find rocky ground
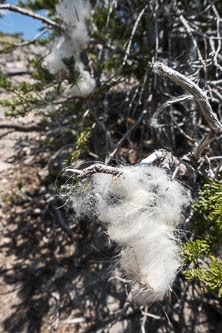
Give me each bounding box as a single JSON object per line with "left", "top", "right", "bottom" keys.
{"left": 0, "top": 36, "right": 222, "bottom": 333}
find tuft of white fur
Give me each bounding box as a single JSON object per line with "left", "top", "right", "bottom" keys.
{"left": 57, "top": 0, "right": 91, "bottom": 29}
{"left": 69, "top": 165, "right": 190, "bottom": 304}
{"left": 65, "top": 63, "right": 96, "bottom": 97}
{"left": 43, "top": 0, "right": 95, "bottom": 97}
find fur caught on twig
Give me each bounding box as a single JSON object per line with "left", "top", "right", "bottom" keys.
{"left": 43, "top": 0, "right": 95, "bottom": 97}
{"left": 68, "top": 165, "right": 190, "bottom": 304}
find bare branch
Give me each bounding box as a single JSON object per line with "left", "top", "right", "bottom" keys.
{"left": 123, "top": 4, "right": 149, "bottom": 67}
{"left": 15, "top": 30, "right": 47, "bottom": 47}
{"left": 91, "top": 110, "right": 115, "bottom": 151}
{"left": 141, "top": 310, "right": 161, "bottom": 320}
{"left": 109, "top": 109, "right": 147, "bottom": 160}
{"left": 193, "top": 133, "right": 218, "bottom": 160}
{"left": 51, "top": 203, "right": 73, "bottom": 236}
{"left": 153, "top": 62, "right": 222, "bottom": 135}
{"left": 0, "top": 122, "right": 43, "bottom": 132}
{"left": 140, "top": 149, "right": 187, "bottom": 175}
{"left": 179, "top": 14, "right": 207, "bottom": 75}
{"left": 67, "top": 150, "right": 189, "bottom": 183}
{"left": 0, "top": 4, "right": 64, "bottom": 31}
{"left": 151, "top": 94, "right": 194, "bottom": 128}
{"left": 66, "top": 164, "right": 122, "bottom": 180}
{"left": 59, "top": 317, "right": 86, "bottom": 325}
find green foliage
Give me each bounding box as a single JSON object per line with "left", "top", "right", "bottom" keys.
{"left": 0, "top": 57, "right": 63, "bottom": 117}
{"left": 62, "top": 56, "right": 80, "bottom": 84}
{"left": 0, "top": 71, "right": 14, "bottom": 91}
{"left": 0, "top": 38, "right": 18, "bottom": 54}
{"left": 183, "top": 237, "right": 213, "bottom": 264}
{"left": 184, "top": 257, "right": 222, "bottom": 297}
{"left": 17, "top": 0, "right": 58, "bottom": 12}
{"left": 0, "top": 68, "right": 47, "bottom": 117}
{"left": 70, "top": 125, "right": 92, "bottom": 162}
{"left": 0, "top": 32, "right": 21, "bottom": 38}
{"left": 192, "top": 177, "right": 222, "bottom": 239}
{"left": 183, "top": 176, "right": 222, "bottom": 297}
{"left": 2, "top": 193, "right": 21, "bottom": 204}
{"left": 30, "top": 57, "right": 56, "bottom": 84}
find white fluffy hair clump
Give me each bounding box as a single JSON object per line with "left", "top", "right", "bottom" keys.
{"left": 70, "top": 165, "right": 190, "bottom": 304}
{"left": 43, "top": 0, "right": 95, "bottom": 97}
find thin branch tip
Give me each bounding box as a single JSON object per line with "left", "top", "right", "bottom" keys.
{"left": 0, "top": 4, "right": 64, "bottom": 31}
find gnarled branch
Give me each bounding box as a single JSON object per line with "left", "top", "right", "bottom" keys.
{"left": 153, "top": 62, "right": 222, "bottom": 135}
{"left": 66, "top": 164, "right": 122, "bottom": 180}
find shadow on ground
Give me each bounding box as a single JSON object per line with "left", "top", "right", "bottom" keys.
{"left": 1, "top": 172, "right": 222, "bottom": 333}
{"left": 0, "top": 91, "right": 221, "bottom": 333}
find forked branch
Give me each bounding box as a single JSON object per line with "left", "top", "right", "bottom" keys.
{"left": 153, "top": 62, "right": 222, "bottom": 135}
{"left": 66, "top": 151, "right": 188, "bottom": 182}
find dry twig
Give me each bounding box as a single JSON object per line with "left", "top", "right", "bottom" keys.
{"left": 153, "top": 62, "right": 222, "bottom": 159}
{"left": 151, "top": 94, "right": 194, "bottom": 128}
{"left": 0, "top": 122, "right": 43, "bottom": 132}
{"left": 153, "top": 62, "right": 222, "bottom": 135}
{"left": 66, "top": 164, "right": 122, "bottom": 179}
{"left": 0, "top": 4, "right": 64, "bottom": 31}
{"left": 123, "top": 4, "right": 149, "bottom": 67}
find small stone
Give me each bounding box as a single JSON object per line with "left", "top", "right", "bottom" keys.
{"left": 33, "top": 208, "right": 41, "bottom": 215}
{"left": 23, "top": 156, "right": 34, "bottom": 165}
{"left": 23, "top": 147, "right": 31, "bottom": 155}
{"left": 39, "top": 186, "right": 46, "bottom": 195}
{"left": 38, "top": 168, "right": 49, "bottom": 180}
{"left": 0, "top": 162, "right": 11, "bottom": 172}
{"left": 7, "top": 158, "right": 14, "bottom": 163}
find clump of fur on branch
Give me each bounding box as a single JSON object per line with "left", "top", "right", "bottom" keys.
{"left": 43, "top": 0, "right": 95, "bottom": 97}
{"left": 67, "top": 164, "right": 190, "bottom": 304}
